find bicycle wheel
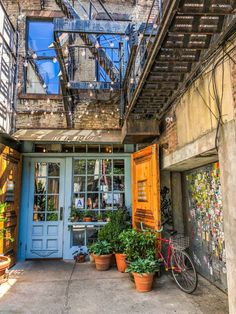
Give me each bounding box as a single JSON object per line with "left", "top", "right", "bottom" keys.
{"left": 170, "top": 249, "right": 198, "bottom": 294}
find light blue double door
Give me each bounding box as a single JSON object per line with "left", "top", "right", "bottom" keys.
{"left": 26, "top": 159, "right": 65, "bottom": 259}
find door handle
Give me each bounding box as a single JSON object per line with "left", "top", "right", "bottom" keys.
{"left": 60, "top": 207, "right": 63, "bottom": 221}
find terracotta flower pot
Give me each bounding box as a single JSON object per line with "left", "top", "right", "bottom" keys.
{"left": 94, "top": 254, "right": 112, "bottom": 271}
{"left": 115, "top": 253, "right": 127, "bottom": 272}
{"left": 133, "top": 272, "right": 154, "bottom": 292}
{"left": 89, "top": 253, "right": 95, "bottom": 263}
{"left": 0, "top": 256, "right": 11, "bottom": 277}
{"left": 83, "top": 217, "right": 92, "bottom": 222}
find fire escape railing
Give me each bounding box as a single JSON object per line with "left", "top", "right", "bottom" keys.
{"left": 123, "top": 0, "right": 163, "bottom": 115}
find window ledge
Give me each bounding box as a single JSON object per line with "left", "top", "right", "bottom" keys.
{"left": 18, "top": 94, "right": 63, "bottom": 100}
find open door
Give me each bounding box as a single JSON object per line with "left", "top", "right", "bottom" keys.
{"left": 132, "top": 144, "right": 160, "bottom": 230}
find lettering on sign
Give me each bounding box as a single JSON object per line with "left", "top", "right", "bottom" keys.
{"left": 138, "top": 180, "right": 147, "bottom": 202}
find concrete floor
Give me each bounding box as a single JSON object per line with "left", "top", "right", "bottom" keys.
{"left": 0, "top": 261, "right": 228, "bottom": 314}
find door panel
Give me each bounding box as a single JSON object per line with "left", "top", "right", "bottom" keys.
{"left": 26, "top": 159, "right": 64, "bottom": 259}
{"left": 132, "top": 144, "right": 160, "bottom": 230}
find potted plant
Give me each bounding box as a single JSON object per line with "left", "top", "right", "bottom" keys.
{"left": 0, "top": 203, "right": 12, "bottom": 278}
{"left": 96, "top": 213, "right": 103, "bottom": 222}
{"left": 98, "top": 209, "right": 130, "bottom": 269}
{"left": 119, "top": 229, "right": 156, "bottom": 263}
{"left": 83, "top": 210, "right": 93, "bottom": 222}
{"left": 90, "top": 241, "right": 113, "bottom": 271}
{"left": 126, "top": 257, "right": 159, "bottom": 292}
{"left": 69, "top": 206, "right": 81, "bottom": 222}
{"left": 113, "top": 241, "right": 127, "bottom": 273}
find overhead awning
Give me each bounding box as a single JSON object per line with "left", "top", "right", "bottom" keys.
{"left": 12, "top": 129, "right": 122, "bottom": 143}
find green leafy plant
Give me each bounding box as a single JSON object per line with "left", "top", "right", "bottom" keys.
{"left": 98, "top": 209, "right": 130, "bottom": 251}
{"left": 96, "top": 213, "right": 103, "bottom": 221}
{"left": 0, "top": 202, "right": 14, "bottom": 242}
{"left": 89, "top": 240, "right": 112, "bottom": 256}
{"left": 126, "top": 258, "right": 159, "bottom": 275}
{"left": 119, "top": 229, "right": 156, "bottom": 262}
{"left": 83, "top": 210, "right": 93, "bottom": 218}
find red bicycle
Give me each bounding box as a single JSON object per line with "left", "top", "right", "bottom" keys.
{"left": 140, "top": 222, "right": 198, "bottom": 294}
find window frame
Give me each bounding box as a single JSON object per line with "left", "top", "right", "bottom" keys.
{"left": 24, "top": 18, "right": 61, "bottom": 95}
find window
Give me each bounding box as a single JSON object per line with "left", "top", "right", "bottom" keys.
{"left": 33, "top": 162, "right": 60, "bottom": 221}
{"left": 26, "top": 20, "right": 60, "bottom": 94}
{"left": 73, "top": 158, "right": 125, "bottom": 212}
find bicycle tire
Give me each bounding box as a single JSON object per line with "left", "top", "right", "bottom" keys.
{"left": 170, "top": 249, "right": 198, "bottom": 294}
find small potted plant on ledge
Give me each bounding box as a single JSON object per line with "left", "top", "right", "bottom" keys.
{"left": 90, "top": 240, "right": 113, "bottom": 271}
{"left": 126, "top": 258, "right": 159, "bottom": 292}
{"left": 0, "top": 202, "right": 12, "bottom": 280}
{"left": 83, "top": 210, "right": 93, "bottom": 222}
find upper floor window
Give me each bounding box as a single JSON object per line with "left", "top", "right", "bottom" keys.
{"left": 25, "top": 20, "right": 60, "bottom": 94}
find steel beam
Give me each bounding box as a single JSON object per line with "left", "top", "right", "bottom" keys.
{"left": 69, "top": 81, "right": 121, "bottom": 90}
{"left": 54, "top": 18, "right": 130, "bottom": 34}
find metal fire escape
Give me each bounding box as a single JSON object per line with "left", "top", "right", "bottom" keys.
{"left": 124, "top": 0, "right": 236, "bottom": 122}
{"left": 53, "top": 0, "right": 160, "bottom": 128}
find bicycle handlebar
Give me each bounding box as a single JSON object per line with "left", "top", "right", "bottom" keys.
{"left": 140, "top": 221, "right": 163, "bottom": 233}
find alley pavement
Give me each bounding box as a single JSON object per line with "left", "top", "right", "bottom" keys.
{"left": 0, "top": 261, "right": 228, "bottom": 314}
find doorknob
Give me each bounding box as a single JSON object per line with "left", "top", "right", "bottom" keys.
{"left": 60, "top": 207, "right": 63, "bottom": 220}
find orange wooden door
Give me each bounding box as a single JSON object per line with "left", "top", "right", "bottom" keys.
{"left": 132, "top": 144, "right": 160, "bottom": 230}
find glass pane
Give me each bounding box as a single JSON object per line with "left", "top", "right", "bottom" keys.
{"left": 87, "top": 227, "right": 100, "bottom": 246}
{"left": 87, "top": 145, "right": 99, "bottom": 153}
{"left": 74, "top": 176, "right": 86, "bottom": 193}
{"left": 48, "top": 163, "right": 60, "bottom": 176}
{"left": 100, "top": 145, "right": 112, "bottom": 153}
{"left": 113, "top": 193, "right": 125, "bottom": 209}
{"left": 113, "top": 160, "right": 124, "bottom": 174}
{"left": 47, "top": 195, "right": 59, "bottom": 211}
{"left": 113, "top": 145, "right": 124, "bottom": 153}
{"left": 48, "top": 178, "right": 60, "bottom": 194}
{"left": 35, "top": 178, "right": 46, "bottom": 194}
{"left": 113, "top": 176, "right": 125, "bottom": 191}
{"left": 87, "top": 176, "right": 99, "bottom": 192}
{"left": 33, "top": 213, "right": 45, "bottom": 221}
{"left": 100, "top": 193, "right": 113, "bottom": 209}
{"left": 72, "top": 228, "right": 85, "bottom": 246}
{"left": 62, "top": 144, "right": 73, "bottom": 153}
{"left": 100, "top": 176, "right": 112, "bottom": 192}
{"left": 74, "top": 145, "right": 86, "bottom": 153}
{"left": 34, "top": 195, "right": 46, "bottom": 212}
{"left": 35, "top": 162, "right": 47, "bottom": 177}
{"left": 74, "top": 194, "right": 85, "bottom": 209}
{"left": 28, "top": 21, "right": 56, "bottom": 57}
{"left": 74, "top": 160, "right": 86, "bottom": 175}
{"left": 101, "top": 159, "right": 112, "bottom": 175}
{"left": 46, "top": 213, "right": 58, "bottom": 221}
{"left": 87, "top": 160, "right": 100, "bottom": 175}
{"left": 87, "top": 193, "right": 99, "bottom": 209}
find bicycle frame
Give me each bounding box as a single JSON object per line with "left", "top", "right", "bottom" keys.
{"left": 156, "top": 237, "right": 173, "bottom": 271}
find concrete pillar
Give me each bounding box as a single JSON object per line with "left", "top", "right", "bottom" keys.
{"left": 218, "top": 120, "right": 236, "bottom": 313}
{"left": 171, "top": 172, "right": 184, "bottom": 233}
